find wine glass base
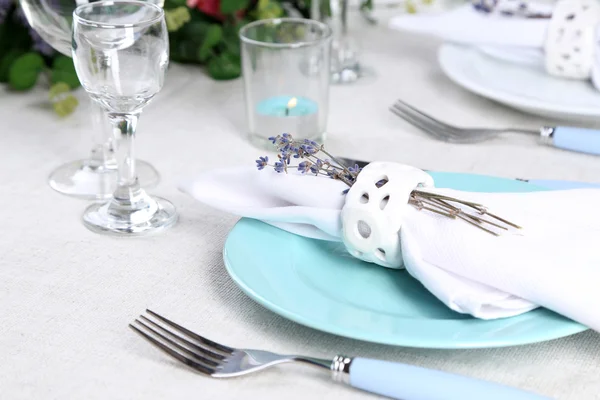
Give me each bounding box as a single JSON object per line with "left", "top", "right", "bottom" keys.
{"left": 82, "top": 195, "right": 177, "bottom": 236}
{"left": 331, "top": 64, "right": 375, "bottom": 85}
{"left": 48, "top": 159, "right": 160, "bottom": 200}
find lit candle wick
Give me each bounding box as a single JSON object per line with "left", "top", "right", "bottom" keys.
{"left": 285, "top": 97, "right": 297, "bottom": 116}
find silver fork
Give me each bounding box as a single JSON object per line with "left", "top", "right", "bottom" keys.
{"left": 130, "top": 310, "right": 549, "bottom": 400}
{"left": 390, "top": 100, "right": 540, "bottom": 144}
{"left": 391, "top": 100, "right": 600, "bottom": 156}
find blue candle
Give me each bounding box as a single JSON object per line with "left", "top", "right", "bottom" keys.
{"left": 254, "top": 96, "right": 320, "bottom": 141}
{"left": 257, "top": 96, "right": 319, "bottom": 117}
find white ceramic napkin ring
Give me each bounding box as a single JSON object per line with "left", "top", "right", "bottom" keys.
{"left": 544, "top": 0, "right": 600, "bottom": 79}
{"left": 341, "top": 162, "right": 434, "bottom": 269}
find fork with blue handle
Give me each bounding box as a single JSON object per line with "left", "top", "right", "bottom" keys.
{"left": 390, "top": 99, "right": 600, "bottom": 156}
{"left": 131, "top": 310, "right": 550, "bottom": 400}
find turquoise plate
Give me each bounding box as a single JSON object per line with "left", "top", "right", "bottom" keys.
{"left": 223, "top": 172, "right": 587, "bottom": 348}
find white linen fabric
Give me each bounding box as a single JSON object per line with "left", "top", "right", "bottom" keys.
{"left": 388, "top": 3, "right": 552, "bottom": 48}
{"left": 181, "top": 167, "right": 600, "bottom": 331}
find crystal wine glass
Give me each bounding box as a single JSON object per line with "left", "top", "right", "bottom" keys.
{"left": 18, "top": 0, "right": 162, "bottom": 199}
{"left": 311, "top": 0, "right": 370, "bottom": 84}
{"left": 72, "top": 0, "right": 177, "bottom": 235}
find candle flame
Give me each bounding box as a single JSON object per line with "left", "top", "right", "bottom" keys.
{"left": 287, "top": 97, "right": 298, "bottom": 109}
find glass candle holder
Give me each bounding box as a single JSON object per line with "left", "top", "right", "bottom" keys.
{"left": 240, "top": 18, "right": 333, "bottom": 149}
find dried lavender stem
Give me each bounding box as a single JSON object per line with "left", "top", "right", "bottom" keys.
{"left": 456, "top": 214, "right": 500, "bottom": 236}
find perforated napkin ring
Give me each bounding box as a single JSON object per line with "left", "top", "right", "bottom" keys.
{"left": 544, "top": 0, "right": 600, "bottom": 79}
{"left": 340, "top": 162, "right": 434, "bottom": 269}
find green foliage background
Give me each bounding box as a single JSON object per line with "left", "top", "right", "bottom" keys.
{"left": 0, "top": 0, "right": 316, "bottom": 114}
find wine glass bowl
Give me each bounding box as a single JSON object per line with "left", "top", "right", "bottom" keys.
{"left": 18, "top": 0, "right": 72, "bottom": 56}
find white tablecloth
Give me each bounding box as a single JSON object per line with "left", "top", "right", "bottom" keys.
{"left": 1, "top": 11, "right": 600, "bottom": 400}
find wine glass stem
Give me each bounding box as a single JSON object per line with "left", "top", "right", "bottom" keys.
{"left": 89, "top": 99, "right": 116, "bottom": 169}
{"left": 109, "top": 112, "right": 142, "bottom": 201}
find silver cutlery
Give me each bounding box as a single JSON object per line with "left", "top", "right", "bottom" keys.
{"left": 130, "top": 310, "right": 549, "bottom": 400}
{"left": 390, "top": 100, "right": 600, "bottom": 156}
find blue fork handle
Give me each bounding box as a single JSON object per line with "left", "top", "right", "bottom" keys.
{"left": 348, "top": 358, "right": 551, "bottom": 400}
{"left": 550, "top": 126, "right": 600, "bottom": 156}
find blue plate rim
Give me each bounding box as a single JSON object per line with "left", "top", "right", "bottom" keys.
{"left": 223, "top": 226, "right": 587, "bottom": 349}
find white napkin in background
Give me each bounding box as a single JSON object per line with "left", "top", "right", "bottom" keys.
{"left": 181, "top": 167, "right": 600, "bottom": 331}
{"left": 388, "top": 3, "right": 552, "bottom": 47}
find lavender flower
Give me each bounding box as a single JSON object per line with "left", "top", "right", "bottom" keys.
{"left": 274, "top": 161, "right": 286, "bottom": 173}
{"left": 255, "top": 156, "right": 268, "bottom": 170}
{"left": 471, "top": 0, "right": 549, "bottom": 19}
{"left": 280, "top": 151, "right": 291, "bottom": 164}
{"left": 257, "top": 133, "right": 361, "bottom": 187}
{"left": 472, "top": 0, "right": 496, "bottom": 13}
{"left": 297, "top": 161, "right": 312, "bottom": 174}
{"left": 300, "top": 144, "right": 317, "bottom": 155}
{"left": 309, "top": 159, "right": 323, "bottom": 175}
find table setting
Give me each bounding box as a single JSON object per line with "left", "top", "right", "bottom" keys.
{"left": 2, "top": 0, "right": 600, "bottom": 399}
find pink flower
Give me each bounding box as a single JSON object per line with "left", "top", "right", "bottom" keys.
{"left": 187, "top": 0, "right": 225, "bottom": 20}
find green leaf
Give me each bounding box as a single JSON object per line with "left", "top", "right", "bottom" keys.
{"left": 207, "top": 52, "right": 241, "bottom": 80}
{"left": 0, "top": 49, "right": 26, "bottom": 83}
{"left": 254, "top": 0, "right": 283, "bottom": 20}
{"left": 198, "top": 24, "right": 223, "bottom": 62}
{"left": 204, "top": 24, "right": 223, "bottom": 48}
{"left": 8, "top": 53, "right": 45, "bottom": 91}
{"left": 51, "top": 56, "right": 81, "bottom": 89}
{"left": 220, "top": 0, "right": 250, "bottom": 14}
{"left": 197, "top": 44, "right": 213, "bottom": 62}
{"left": 164, "top": 0, "right": 187, "bottom": 7}
{"left": 174, "top": 40, "right": 200, "bottom": 62}
{"left": 182, "top": 21, "right": 211, "bottom": 44}
{"left": 49, "top": 82, "right": 79, "bottom": 117}
{"left": 52, "top": 94, "right": 79, "bottom": 117}
{"left": 165, "top": 6, "right": 191, "bottom": 32}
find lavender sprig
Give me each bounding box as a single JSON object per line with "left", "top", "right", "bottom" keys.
{"left": 257, "top": 133, "right": 360, "bottom": 187}
{"left": 471, "top": 0, "right": 551, "bottom": 19}
{"left": 255, "top": 133, "right": 521, "bottom": 235}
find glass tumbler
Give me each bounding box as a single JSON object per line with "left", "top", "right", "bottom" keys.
{"left": 240, "top": 18, "right": 332, "bottom": 149}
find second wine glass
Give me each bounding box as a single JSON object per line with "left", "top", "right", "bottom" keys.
{"left": 18, "top": 0, "right": 161, "bottom": 200}
{"left": 72, "top": 0, "right": 177, "bottom": 235}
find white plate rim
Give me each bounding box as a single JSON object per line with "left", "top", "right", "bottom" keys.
{"left": 438, "top": 44, "right": 600, "bottom": 118}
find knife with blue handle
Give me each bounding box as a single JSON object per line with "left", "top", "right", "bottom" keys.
{"left": 541, "top": 126, "right": 600, "bottom": 156}
{"left": 334, "top": 357, "right": 550, "bottom": 399}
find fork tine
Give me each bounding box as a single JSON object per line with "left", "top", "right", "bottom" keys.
{"left": 391, "top": 103, "right": 462, "bottom": 139}
{"left": 146, "top": 309, "right": 234, "bottom": 354}
{"left": 129, "top": 323, "right": 216, "bottom": 375}
{"left": 390, "top": 104, "right": 476, "bottom": 144}
{"left": 139, "top": 315, "right": 226, "bottom": 362}
{"left": 390, "top": 105, "right": 450, "bottom": 140}
{"left": 393, "top": 100, "right": 462, "bottom": 134}
{"left": 134, "top": 319, "right": 221, "bottom": 369}
{"left": 393, "top": 101, "right": 493, "bottom": 144}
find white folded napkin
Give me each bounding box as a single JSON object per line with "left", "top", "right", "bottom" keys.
{"left": 389, "top": 3, "right": 552, "bottom": 47}
{"left": 181, "top": 167, "right": 600, "bottom": 331}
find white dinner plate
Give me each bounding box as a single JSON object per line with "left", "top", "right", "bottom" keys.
{"left": 438, "top": 44, "right": 600, "bottom": 121}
